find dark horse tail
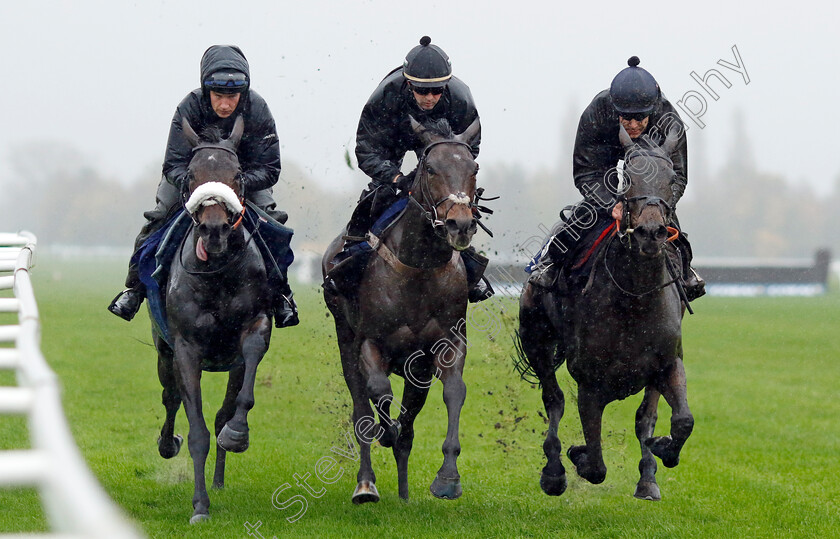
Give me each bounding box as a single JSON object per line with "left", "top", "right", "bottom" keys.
{"left": 511, "top": 329, "right": 565, "bottom": 386}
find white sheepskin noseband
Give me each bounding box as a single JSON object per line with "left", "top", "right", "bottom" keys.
{"left": 185, "top": 182, "right": 243, "bottom": 216}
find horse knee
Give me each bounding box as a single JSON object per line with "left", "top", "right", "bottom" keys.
{"left": 672, "top": 414, "right": 694, "bottom": 442}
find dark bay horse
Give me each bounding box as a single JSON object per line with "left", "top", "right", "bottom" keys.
{"left": 153, "top": 116, "right": 273, "bottom": 523}
{"left": 517, "top": 125, "right": 693, "bottom": 501}
{"left": 322, "top": 117, "right": 481, "bottom": 503}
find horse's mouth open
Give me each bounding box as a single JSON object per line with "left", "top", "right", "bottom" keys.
{"left": 196, "top": 237, "right": 209, "bottom": 261}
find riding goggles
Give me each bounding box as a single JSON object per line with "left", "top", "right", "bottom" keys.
{"left": 411, "top": 84, "right": 445, "bottom": 96}
{"left": 618, "top": 111, "right": 650, "bottom": 121}
{"left": 204, "top": 71, "right": 248, "bottom": 92}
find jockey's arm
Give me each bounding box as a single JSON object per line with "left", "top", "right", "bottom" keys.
{"left": 238, "top": 104, "right": 281, "bottom": 194}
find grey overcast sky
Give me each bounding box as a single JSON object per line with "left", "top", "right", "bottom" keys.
{"left": 1, "top": 1, "right": 837, "bottom": 195}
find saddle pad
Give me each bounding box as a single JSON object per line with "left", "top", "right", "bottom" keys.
{"left": 525, "top": 219, "right": 615, "bottom": 277}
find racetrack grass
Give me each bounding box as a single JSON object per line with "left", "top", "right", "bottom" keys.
{"left": 0, "top": 254, "right": 838, "bottom": 537}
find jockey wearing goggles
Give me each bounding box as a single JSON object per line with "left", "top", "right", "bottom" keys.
{"left": 528, "top": 56, "right": 704, "bottom": 301}
{"left": 109, "top": 45, "right": 298, "bottom": 328}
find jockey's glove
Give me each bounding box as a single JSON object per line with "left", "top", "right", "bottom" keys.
{"left": 395, "top": 170, "right": 416, "bottom": 192}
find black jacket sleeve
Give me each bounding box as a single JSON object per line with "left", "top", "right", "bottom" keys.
{"left": 239, "top": 91, "right": 281, "bottom": 193}
{"left": 573, "top": 92, "right": 623, "bottom": 211}
{"left": 161, "top": 93, "right": 200, "bottom": 190}
{"left": 355, "top": 99, "right": 404, "bottom": 185}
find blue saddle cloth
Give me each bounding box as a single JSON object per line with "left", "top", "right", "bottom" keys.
{"left": 345, "top": 197, "right": 409, "bottom": 259}
{"left": 132, "top": 205, "right": 294, "bottom": 346}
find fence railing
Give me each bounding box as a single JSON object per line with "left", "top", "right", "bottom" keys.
{"left": 0, "top": 232, "right": 143, "bottom": 538}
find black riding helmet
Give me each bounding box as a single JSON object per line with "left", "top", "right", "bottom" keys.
{"left": 610, "top": 56, "right": 660, "bottom": 115}
{"left": 200, "top": 45, "right": 250, "bottom": 95}
{"left": 403, "top": 36, "right": 452, "bottom": 88}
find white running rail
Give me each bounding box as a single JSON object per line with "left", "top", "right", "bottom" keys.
{"left": 0, "top": 232, "right": 143, "bottom": 538}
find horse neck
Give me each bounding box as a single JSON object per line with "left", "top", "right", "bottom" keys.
{"left": 186, "top": 224, "right": 249, "bottom": 276}
{"left": 385, "top": 198, "right": 453, "bottom": 269}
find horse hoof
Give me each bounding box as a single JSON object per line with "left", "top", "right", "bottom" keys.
{"left": 540, "top": 472, "right": 567, "bottom": 496}
{"left": 157, "top": 434, "right": 183, "bottom": 459}
{"left": 352, "top": 481, "right": 380, "bottom": 504}
{"left": 189, "top": 512, "right": 210, "bottom": 525}
{"left": 430, "top": 474, "right": 462, "bottom": 500}
{"left": 217, "top": 425, "right": 249, "bottom": 453}
{"left": 646, "top": 436, "right": 680, "bottom": 468}
{"left": 567, "top": 445, "right": 605, "bottom": 484}
{"left": 377, "top": 421, "right": 402, "bottom": 448}
{"left": 634, "top": 480, "right": 661, "bottom": 501}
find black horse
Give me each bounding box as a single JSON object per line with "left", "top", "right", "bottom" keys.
{"left": 517, "top": 125, "right": 694, "bottom": 501}
{"left": 322, "top": 117, "right": 481, "bottom": 503}
{"left": 153, "top": 116, "right": 273, "bottom": 523}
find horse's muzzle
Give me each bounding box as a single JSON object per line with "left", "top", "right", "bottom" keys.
{"left": 446, "top": 217, "right": 477, "bottom": 251}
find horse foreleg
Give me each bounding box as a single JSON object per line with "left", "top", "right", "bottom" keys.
{"left": 173, "top": 344, "right": 211, "bottom": 524}
{"left": 634, "top": 387, "right": 662, "bottom": 501}
{"left": 647, "top": 358, "right": 694, "bottom": 468}
{"left": 534, "top": 366, "right": 566, "bottom": 496}
{"left": 213, "top": 365, "right": 245, "bottom": 489}
{"left": 519, "top": 288, "right": 567, "bottom": 496}
{"left": 337, "top": 324, "right": 379, "bottom": 504}
{"left": 360, "top": 339, "right": 401, "bottom": 449}
{"left": 430, "top": 350, "right": 467, "bottom": 500}
{"left": 156, "top": 342, "right": 183, "bottom": 459}
{"left": 393, "top": 362, "right": 433, "bottom": 501}
{"left": 568, "top": 384, "right": 607, "bottom": 484}
{"left": 218, "top": 319, "right": 270, "bottom": 454}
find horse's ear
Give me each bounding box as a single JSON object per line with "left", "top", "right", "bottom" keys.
{"left": 182, "top": 118, "right": 201, "bottom": 148}
{"left": 228, "top": 115, "right": 245, "bottom": 149}
{"left": 455, "top": 117, "right": 481, "bottom": 146}
{"left": 618, "top": 124, "right": 634, "bottom": 149}
{"left": 660, "top": 127, "right": 679, "bottom": 155}
{"left": 409, "top": 114, "right": 426, "bottom": 138}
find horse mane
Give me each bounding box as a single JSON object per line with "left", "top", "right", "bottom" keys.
{"left": 422, "top": 118, "right": 454, "bottom": 140}
{"left": 198, "top": 125, "right": 225, "bottom": 144}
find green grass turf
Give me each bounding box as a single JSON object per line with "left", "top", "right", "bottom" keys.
{"left": 1, "top": 254, "right": 838, "bottom": 537}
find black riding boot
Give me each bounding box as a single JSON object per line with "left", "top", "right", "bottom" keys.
{"left": 461, "top": 247, "right": 494, "bottom": 303}
{"left": 675, "top": 232, "right": 705, "bottom": 301}
{"left": 109, "top": 178, "right": 181, "bottom": 321}
{"left": 273, "top": 290, "right": 299, "bottom": 328}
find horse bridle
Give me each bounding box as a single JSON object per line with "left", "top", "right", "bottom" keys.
{"left": 616, "top": 150, "right": 678, "bottom": 242}
{"left": 408, "top": 140, "right": 478, "bottom": 239}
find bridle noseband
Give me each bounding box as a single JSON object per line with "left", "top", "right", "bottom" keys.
{"left": 183, "top": 144, "right": 246, "bottom": 230}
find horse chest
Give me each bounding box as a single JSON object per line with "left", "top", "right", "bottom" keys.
{"left": 567, "top": 298, "right": 681, "bottom": 395}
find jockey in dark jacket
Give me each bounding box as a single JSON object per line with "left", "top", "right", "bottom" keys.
{"left": 109, "top": 44, "right": 299, "bottom": 327}
{"left": 529, "top": 56, "right": 704, "bottom": 300}
{"left": 328, "top": 36, "right": 493, "bottom": 302}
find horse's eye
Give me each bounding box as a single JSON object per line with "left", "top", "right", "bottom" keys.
{"left": 474, "top": 164, "right": 480, "bottom": 175}
{"left": 426, "top": 165, "right": 435, "bottom": 176}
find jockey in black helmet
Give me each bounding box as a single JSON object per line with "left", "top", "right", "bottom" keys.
{"left": 327, "top": 36, "right": 493, "bottom": 302}
{"left": 528, "top": 56, "right": 705, "bottom": 301}
{"left": 108, "top": 44, "right": 299, "bottom": 327}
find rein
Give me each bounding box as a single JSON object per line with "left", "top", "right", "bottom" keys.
{"left": 602, "top": 232, "right": 678, "bottom": 298}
